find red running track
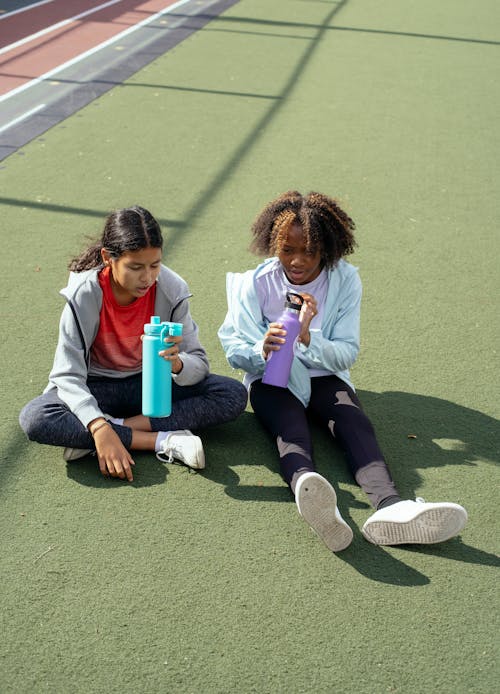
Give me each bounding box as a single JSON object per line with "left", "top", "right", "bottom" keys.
{"left": 0, "top": 0, "right": 183, "bottom": 97}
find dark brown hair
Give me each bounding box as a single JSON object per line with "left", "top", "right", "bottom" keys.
{"left": 69, "top": 205, "right": 163, "bottom": 272}
{"left": 250, "top": 191, "right": 356, "bottom": 268}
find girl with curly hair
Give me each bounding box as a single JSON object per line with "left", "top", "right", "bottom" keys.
{"left": 219, "top": 191, "right": 467, "bottom": 552}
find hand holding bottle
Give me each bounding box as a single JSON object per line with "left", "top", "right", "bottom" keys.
{"left": 262, "top": 323, "right": 287, "bottom": 359}
{"left": 297, "top": 292, "right": 318, "bottom": 347}
{"left": 159, "top": 333, "right": 184, "bottom": 374}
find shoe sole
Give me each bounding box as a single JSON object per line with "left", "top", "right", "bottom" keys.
{"left": 188, "top": 436, "right": 205, "bottom": 469}
{"left": 180, "top": 438, "right": 205, "bottom": 469}
{"left": 63, "top": 448, "right": 93, "bottom": 461}
{"left": 297, "top": 475, "right": 353, "bottom": 552}
{"left": 362, "top": 506, "right": 467, "bottom": 545}
{"left": 156, "top": 454, "right": 205, "bottom": 469}
{"left": 188, "top": 452, "right": 205, "bottom": 470}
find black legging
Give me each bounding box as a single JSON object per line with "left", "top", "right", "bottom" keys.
{"left": 249, "top": 375, "right": 400, "bottom": 509}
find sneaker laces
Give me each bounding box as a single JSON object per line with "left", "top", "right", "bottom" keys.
{"left": 157, "top": 433, "right": 184, "bottom": 464}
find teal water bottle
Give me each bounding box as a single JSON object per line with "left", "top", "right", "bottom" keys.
{"left": 142, "top": 316, "right": 183, "bottom": 417}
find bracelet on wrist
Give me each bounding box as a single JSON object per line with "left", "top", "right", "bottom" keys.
{"left": 90, "top": 420, "right": 110, "bottom": 437}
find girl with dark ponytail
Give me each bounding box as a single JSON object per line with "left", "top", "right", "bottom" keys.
{"left": 20, "top": 206, "right": 247, "bottom": 481}
{"left": 68, "top": 206, "right": 163, "bottom": 272}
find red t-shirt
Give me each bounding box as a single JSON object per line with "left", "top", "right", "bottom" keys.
{"left": 90, "top": 266, "right": 156, "bottom": 371}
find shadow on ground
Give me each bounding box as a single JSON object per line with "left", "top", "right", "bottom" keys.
{"left": 8, "top": 389, "right": 497, "bottom": 585}
{"left": 201, "top": 389, "right": 499, "bottom": 584}
{"left": 203, "top": 389, "right": 499, "bottom": 500}
{"left": 65, "top": 453, "right": 171, "bottom": 489}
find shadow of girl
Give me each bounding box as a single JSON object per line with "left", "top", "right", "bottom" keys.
{"left": 201, "top": 392, "right": 498, "bottom": 580}
{"left": 65, "top": 451, "right": 169, "bottom": 488}
{"left": 357, "top": 390, "right": 498, "bottom": 499}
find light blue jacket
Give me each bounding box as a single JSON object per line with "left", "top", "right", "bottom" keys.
{"left": 218, "top": 258, "right": 361, "bottom": 406}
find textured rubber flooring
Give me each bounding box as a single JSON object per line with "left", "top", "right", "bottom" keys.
{"left": 0, "top": 1, "right": 498, "bottom": 692}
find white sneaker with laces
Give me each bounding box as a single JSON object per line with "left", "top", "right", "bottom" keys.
{"left": 156, "top": 430, "right": 205, "bottom": 470}
{"left": 295, "top": 472, "right": 353, "bottom": 552}
{"left": 361, "top": 497, "right": 468, "bottom": 545}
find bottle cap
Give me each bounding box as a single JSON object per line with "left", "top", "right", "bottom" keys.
{"left": 168, "top": 322, "right": 183, "bottom": 337}
{"left": 285, "top": 292, "right": 304, "bottom": 311}
{"left": 144, "top": 315, "right": 163, "bottom": 334}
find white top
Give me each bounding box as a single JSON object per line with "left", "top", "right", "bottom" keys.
{"left": 255, "top": 266, "right": 331, "bottom": 379}
{"left": 219, "top": 257, "right": 362, "bottom": 406}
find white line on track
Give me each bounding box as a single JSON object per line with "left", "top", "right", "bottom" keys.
{"left": 0, "top": 0, "right": 192, "bottom": 105}
{"left": 0, "top": 0, "right": 57, "bottom": 21}
{"left": 1, "top": 0, "right": 127, "bottom": 55}
{"left": 0, "top": 102, "right": 45, "bottom": 134}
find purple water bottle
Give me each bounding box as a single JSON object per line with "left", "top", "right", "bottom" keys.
{"left": 262, "top": 292, "right": 304, "bottom": 388}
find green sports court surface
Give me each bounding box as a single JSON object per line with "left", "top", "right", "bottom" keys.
{"left": 1, "top": 1, "right": 499, "bottom": 691}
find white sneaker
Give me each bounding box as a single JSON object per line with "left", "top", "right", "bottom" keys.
{"left": 361, "top": 497, "right": 468, "bottom": 546}
{"left": 63, "top": 447, "right": 93, "bottom": 461}
{"left": 156, "top": 430, "right": 205, "bottom": 470}
{"left": 295, "top": 472, "right": 353, "bottom": 552}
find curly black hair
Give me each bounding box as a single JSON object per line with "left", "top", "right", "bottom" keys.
{"left": 250, "top": 191, "right": 356, "bottom": 268}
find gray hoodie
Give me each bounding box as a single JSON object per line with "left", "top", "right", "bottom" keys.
{"left": 44, "top": 265, "right": 209, "bottom": 428}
